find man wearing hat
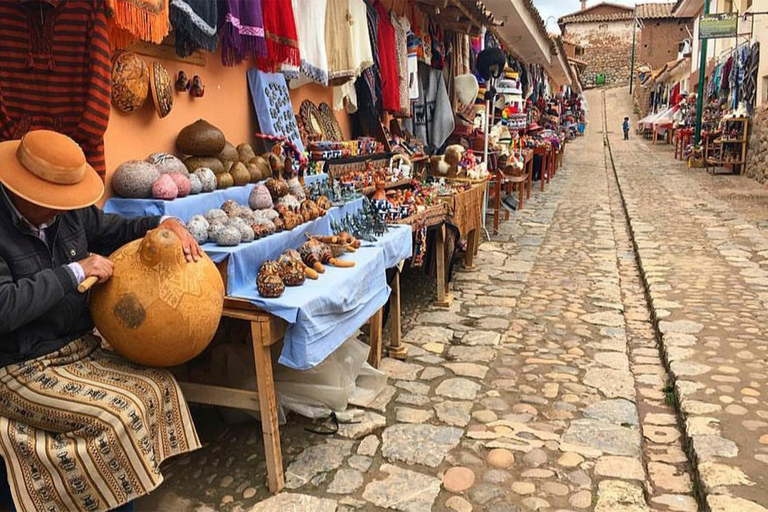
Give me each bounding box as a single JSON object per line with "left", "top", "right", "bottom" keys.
{"left": 0, "top": 130, "right": 202, "bottom": 512}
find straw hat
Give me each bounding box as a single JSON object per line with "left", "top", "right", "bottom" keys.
{"left": 0, "top": 130, "right": 104, "bottom": 210}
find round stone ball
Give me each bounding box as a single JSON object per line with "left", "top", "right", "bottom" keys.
{"left": 147, "top": 152, "right": 189, "bottom": 175}
{"left": 90, "top": 228, "right": 224, "bottom": 367}
{"left": 169, "top": 173, "right": 191, "bottom": 197}
{"left": 216, "top": 226, "right": 241, "bottom": 246}
{"left": 152, "top": 174, "right": 179, "bottom": 200}
{"left": 187, "top": 220, "right": 209, "bottom": 245}
{"left": 188, "top": 173, "right": 203, "bottom": 195}
{"left": 112, "top": 160, "right": 160, "bottom": 198}
{"left": 207, "top": 220, "right": 227, "bottom": 243}
{"left": 194, "top": 168, "right": 217, "bottom": 193}
{"left": 205, "top": 208, "right": 228, "bottom": 224}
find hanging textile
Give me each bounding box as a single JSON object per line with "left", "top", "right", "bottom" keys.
{"left": 405, "top": 61, "right": 455, "bottom": 153}
{"left": 326, "top": 0, "right": 355, "bottom": 85}
{"left": 333, "top": 0, "right": 373, "bottom": 111}
{"left": 106, "top": 0, "right": 170, "bottom": 49}
{"left": 169, "top": 0, "right": 217, "bottom": 57}
{"left": 429, "top": 17, "right": 445, "bottom": 69}
{"left": 290, "top": 0, "right": 328, "bottom": 85}
{"left": 247, "top": 69, "right": 304, "bottom": 152}
{"left": 255, "top": 0, "right": 300, "bottom": 73}
{"left": 408, "top": 30, "right": 420, "bottom": 101}
{"left": 374, "top": 0, "right": 401, "bottom": 112}
{"left": 220, "top": 0, "right": 267, "bottom": 66}
{"left": 0, "top": 1, "right": 112, "bottom": 179}
{"left": 740, "top": 42, "right": 760, "bottom": 111}
{"left": 392, "top": 14, "right": 410, "bottom": 115}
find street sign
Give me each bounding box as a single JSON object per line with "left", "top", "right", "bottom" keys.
{"left": 699, "top": 13, "right": 738, "bottom": 39}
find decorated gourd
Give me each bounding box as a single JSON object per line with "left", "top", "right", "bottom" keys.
{"left": 152, "top": 174, "right": 178, "bottom": 200}
{"left": 218, "top": 141, "right": 239, "bottom": 163}
{"left": 193, "top": 168, "right": 217, "bottom": 192}
{"left": 277, "top": 194, "right": 301, "bottom": 211}
{"left": 112, "top": 160, "right": 160, "bottom": 198}
{"left": 257, "top": 260, "right": 285, "bottom": 298}
{"left": 249, "top": 184, "right": 273, "bottom": 210}
{"left": 277, "top": 252, "right": 305, "bottom": 286}
{"left": 264, "top": 178, "right": 289, "bottom": 201}
{"left": 176, "top": 119, "right": 226, "bottom": 156}
{"left": 316, "top": 195, "right": 332, "bottom": 211}
{"left": 188, "top": 173, "right": 203, "bottom": 195}
{"left": 230, "top": 162, "right": 251, "bottom": 186}
{"left": 187, "top": 215, "right": 209, "bottom": 244}
{"left": 147, "top": 152, "right": 188, "bottom": 175}
{"left": 216, "top": 226, "right": 240, "bottom": 246}
{"left": 221, "top": 200, "right": 240, "bottom": 216}
{"left": 185, "top": 156, "right": 225, "bottom": 175}
{"left": 169, "top": 173, "right": 191, "bottom": 197}
{"left": 90, "top": 228, "right": 224, "bottom": 367}
{"left": 283, "top": 249, "right": 319, "bottom": 279}
{"left": 287, "top": 177, "right": 306, "bottom": 201}
{"left": 216, "top": 172, "right": 234, "bottom": 189}
{"left": 205, "top": 208, "right": 228, "bottom": 224}
{"left": 298, "top": 238, "right": 355, "bottom": 273}
{"left": 237, "top": 143, "right": 257, "bottom": 163}
{"left": 250, "top": 156, "right": 271, "bottom": 180}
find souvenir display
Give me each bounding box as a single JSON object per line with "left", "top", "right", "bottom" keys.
{"left": 249, "top": 184, "right": 274, "bottom": 209}
{"left": 257, "top": 260, "right": 285, "bottom": 298}
{"left": 187, "top": 215, "right": 210, "bottom": 244}
{"left": 149, "top": 61, "right": 173, "bottom": 118}
{"left": 188, "top": 173, "right": 203, "bottom": 194}
{"left": 194, "top": 168, "right": 218, "bottom": 192}
{"left": 111, "top": 52, "right": 149, "bottom": 113}
{"left": 90, "top": 228, "right": 224, "bottom": 367}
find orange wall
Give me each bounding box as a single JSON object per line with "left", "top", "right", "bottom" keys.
{"left": 103, "top": 51, "right": 351, "bottom": 199}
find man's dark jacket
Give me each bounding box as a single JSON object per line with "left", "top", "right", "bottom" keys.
{"left": 0, "top": 187, "right": 160, "bottom": 366}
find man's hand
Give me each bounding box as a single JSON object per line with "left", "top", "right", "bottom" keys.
{"left": 79, "top": 254, "right": 114, "bottom": 283}
{"left": 159, "top": 218, "right": 202, "bottom": 263}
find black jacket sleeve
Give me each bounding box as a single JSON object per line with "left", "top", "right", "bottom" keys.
{"left": 80, "top": 207, "right": 162, "bottom": 255}
{"left": 0, "top": 256, "right": 77, "bottom": 334}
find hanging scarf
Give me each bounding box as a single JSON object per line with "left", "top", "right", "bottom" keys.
{"left": 220, "top": 0, "right": 267, "bottom": 66}
{"left": 429, "top": 17, "right": 444, "bottom": 69}
{"left": 169, "top": 0, "right": 217, "bottom": 57}
{"left": 106, "top": 0, "right": 170, "bottom": 49}
{"left": 256, "top": 0, "right": 300, "bottom": 73}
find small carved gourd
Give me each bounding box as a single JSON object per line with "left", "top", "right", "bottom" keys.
{"left": 278, "top": 252, "right": 306, "bottom": 286}
{"left": 257, "top": 260, "right": 285, "bottom": 298}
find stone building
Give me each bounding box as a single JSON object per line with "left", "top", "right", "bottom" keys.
{"left": 636, "top": 3, "right": 692, "bottom": 71}
{"left": 558, "top": 2, "right": 635, "bottom": 88}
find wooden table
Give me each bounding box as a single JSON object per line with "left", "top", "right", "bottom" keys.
{"left": 179, "top": 272, "right": 385, "bottom": 494}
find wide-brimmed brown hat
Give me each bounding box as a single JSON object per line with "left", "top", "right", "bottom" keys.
{"left": 0, "top": 130, "right": 104, "bottom": 210}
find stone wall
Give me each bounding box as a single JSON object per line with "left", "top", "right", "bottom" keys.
{"left": 563, "top": 21, "right": 633, "bottom": 88}
{"left": 746, "top": 105, "right": 768, "bottom": 183}
{"left": 638, "top": 19, "right": 692, "bottom": 71}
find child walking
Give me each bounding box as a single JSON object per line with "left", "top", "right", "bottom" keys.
{"left": 622, "top": 117, "right": 630, "bottom": 140}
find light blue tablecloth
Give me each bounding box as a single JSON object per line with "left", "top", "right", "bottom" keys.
{"left": 104, "top": 185, "right": 256, "bottom": 222}
{"left": 363, "top": 224, "right": 413, "bottom": 268}
{"left": 231, "top": 247, "right": 390, "bottom": 369}
{"left": 304, "top": 173, "right": 328, "bottom": 186}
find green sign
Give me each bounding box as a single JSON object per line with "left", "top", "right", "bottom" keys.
{"left": 699, "top": 13, "right": 738, "bottom": 39}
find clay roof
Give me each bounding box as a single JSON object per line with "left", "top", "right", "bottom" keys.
{"left": 521, "top": 0, "right": 557, "bottom": 55}
{"left": 636, "top": 3, "right": 676, "bottom": 19}
{"left": 558, "top": 2, "right": 633, "bottom": 24}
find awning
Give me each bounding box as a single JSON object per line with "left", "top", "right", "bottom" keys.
{"left": 482, "top": 0, "right": 554, "bottom": 66}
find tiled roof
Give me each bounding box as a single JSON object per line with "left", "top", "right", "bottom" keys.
{"left": 521, "top": 0, "right": 557, "bottom": 55}
{"left": 636, "top": 3, "right": 676, "bottom": 19}
{"left": 559, "top": 2, "right": 633, "bottom": 24}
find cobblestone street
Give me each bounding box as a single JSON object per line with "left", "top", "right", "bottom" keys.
{"left": 136, "top": 87, "right": 768, "bottom": 512}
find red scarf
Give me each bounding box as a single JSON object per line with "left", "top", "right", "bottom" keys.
{"left": 256, "top": 0, "right": 300, "bottom": 72}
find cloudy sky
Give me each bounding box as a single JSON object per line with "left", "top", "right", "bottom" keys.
{"left": 535, "top": 0, "right": 673, "bottom": 33}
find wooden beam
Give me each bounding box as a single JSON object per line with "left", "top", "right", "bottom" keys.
{"left": 179, "top": 383, "right": 261, "bottom": 411}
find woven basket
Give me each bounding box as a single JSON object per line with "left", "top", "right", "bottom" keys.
{"left": 393, "top": 203, "right": 449, "bottom": 231}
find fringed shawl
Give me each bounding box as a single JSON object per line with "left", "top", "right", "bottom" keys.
{"left": 257, "top": 0, "right": 300, "bottom": 73}
{"left": 220, "top": 0, "right": 267, "bottom": 66}
{"left": 106, "top": 0, "right": 170, "bottom": 50}
{"left": 169, "top": 0, "right": 218, "bottom": 57}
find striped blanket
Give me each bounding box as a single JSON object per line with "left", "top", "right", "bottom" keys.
{"left": 0, "top": 336, "right": 200, "bottom": 512}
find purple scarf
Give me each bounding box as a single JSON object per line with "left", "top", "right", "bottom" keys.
{"left": 221, "top": 0, "right": 267, "bottom": 66}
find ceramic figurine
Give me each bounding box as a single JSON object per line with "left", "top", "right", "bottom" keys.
{"left": 190, "top": 75, "right": 205, "bottom": 97}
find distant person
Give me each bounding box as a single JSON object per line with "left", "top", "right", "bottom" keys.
{"left": 623, "top": 117, "right": 630, "bottom": 140}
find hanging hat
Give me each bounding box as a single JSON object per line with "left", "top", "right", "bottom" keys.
{"left": 0, "top": 131, "right": 104, "bottom": 210}
{"left": 477, "top": 47, "right": 506, "bottom": 80}
{"left": 455, "top": 74, "right": 479, "bottom": 110}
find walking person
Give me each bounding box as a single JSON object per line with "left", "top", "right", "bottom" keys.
{"left": 623, "top": 116, "right": 630, "bottom": 140}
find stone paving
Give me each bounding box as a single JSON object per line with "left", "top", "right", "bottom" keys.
{"left": 605, "top": 86, "right": 768, "bottom": 511}
{"left": 135, "top": 87, "right": 768, "bottom": 512}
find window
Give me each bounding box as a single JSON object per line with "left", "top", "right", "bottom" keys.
{"left": 598, "top": 23, "right": 608, "bottom": 30}
{"left": 575, "top": 46, "right": 585, "bottom": 56}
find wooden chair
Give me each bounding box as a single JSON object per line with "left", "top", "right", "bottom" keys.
{"left": 533, "top": 146, "right": 550, "bottom": 192}
{"left": 674, "top": 128, "right": 691, "bottom": 160}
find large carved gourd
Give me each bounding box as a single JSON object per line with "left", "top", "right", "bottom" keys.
{"left": 90, "top": 228, "right": 224, "bottom": 367}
